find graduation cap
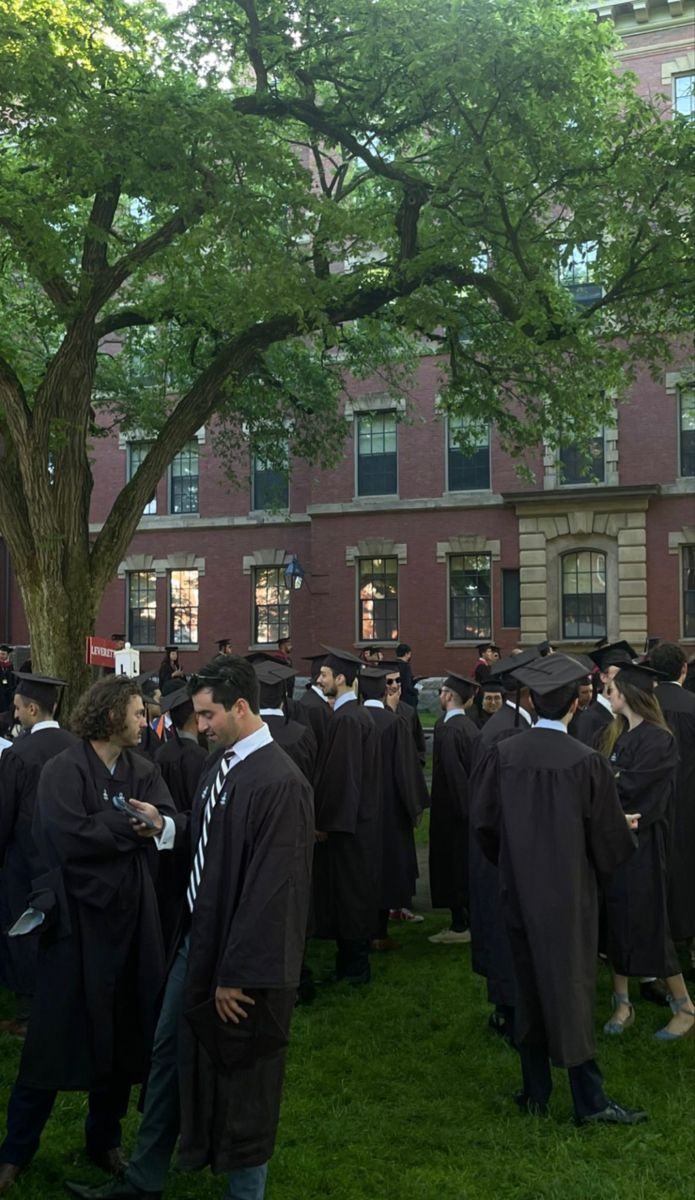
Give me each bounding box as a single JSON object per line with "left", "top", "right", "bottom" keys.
{"left": 614, "top": 662, "right": 668, "bottom": 693}
{"left": 442, "top": 669, "right": 478, "bottom": 701}
{"left": 253, "top": 661, "right": 297, "bottom": 685}
{"left": 320, "top": 645, "right": 363, "bottom": 682}
{"left": 216, "top": 638, "right": 233, "bottom": 650}
{"left": 489, "top": 647, "right": 540, "bottom": 685}
{"left": 510, "top": 653, "right": 592, "bottom": 697}
{"left": 111, "top": 633, "right": 126, "bottom": 642}
{"left": 478, "top": 678, "right": 507, "bottom": 694}
{"left": 0, "top": 644, "right": 13, "bottom": 654}
{"left": 14, "top": 672, "right": 66, "bottom": 710}
{"left": 245, "top": 651, "right": 286, "bottom": 666}
{"left": 160, "top": 678, "right": 183, "bottom": 697}
{"left": 587, "top": 641, "right": 637, "bottom": 671}
{"left": 301, "top": 651, "right": 327, "bottom": 679}
{"left": 358, "top": 666, "right": 389, "bottom": 700}
{"left": 536, "top": 640, "right": 555, "bottom": 657}
{"left": 158, "top": 687, "right": 191, "bottom": 714}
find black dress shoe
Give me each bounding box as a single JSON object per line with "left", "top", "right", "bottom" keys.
{"left": 639, "top": 979, "right": 670, "bottom": 1007}
{"left": 64, "top": 1178, "right": 160, "bottom": 1199}
{"left": 513, "top": 1090, "right": 548, "bottom": 1117}
{"left": 86, "top": 1148, "right": 128, "bottom": 1177}
{"left": 578, "top": 1099, "right": 648, "bottom": 1126}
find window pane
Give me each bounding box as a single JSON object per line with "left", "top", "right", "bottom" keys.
{"left": 680, "top": 390, "right": 695, "bottom": 478}
{"left": 171, "top": 442, "right": 199, "bottom": 514}
{"left": 128, "top": 571, "right": 157, "bottom": 645}
{"left": 357, "top": 414, "right": 397, "bottom": 496}
{"left": 358, "top": 557, "right": 399, "bottom": 641}
{"left": 559, "top": 434, "right": 605, "bottom": 485}
{"left": 449, "top": 554, "right": 491, "bottom": 640}
{"left": 562, "top": 551, "right": 607, "bottom": 640}
{"left": 683, "top": 546, "right": 695, "bottom": 638}
{"left": 254, "top": 568, "right": 290, "bottom": 644}
{"left": 502, "top": 569, "right": 520, "bottom": 627}
{"left": 169, "top": 569, "right": 199, "bottom": 644}
{"left": 128, "top": 442, "right": 157, "bottom": 515}
{"left": 447, "top": 419, "right": 490, "bottom": 491}
{"left": 674, "top": 73, "right": 694, "bottom": 118}
{"left": 252, "top": 456, "right": 289, "bottom": 510}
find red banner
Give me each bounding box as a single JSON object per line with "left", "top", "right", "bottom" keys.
{"left": 85, "top": 637, "right": 119, "bottom": 667}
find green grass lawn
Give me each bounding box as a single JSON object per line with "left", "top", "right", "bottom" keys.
{"left": 1, "top": 921, "right": 693, "bottom": 1200}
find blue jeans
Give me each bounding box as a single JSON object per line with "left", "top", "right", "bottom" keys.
{"left": 127, "top": 937, "right": 268, "bottom": 1199}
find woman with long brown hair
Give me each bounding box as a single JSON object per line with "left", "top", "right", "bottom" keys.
{"left": 600, "top": 663, "right": 694, "bottom": 1040}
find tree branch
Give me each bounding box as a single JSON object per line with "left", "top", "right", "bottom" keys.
{"left": 0, "top": 215, "right": 75, "bottom": 314}
{"left": 80, "top": 177, "right": 122, "bottom": 279}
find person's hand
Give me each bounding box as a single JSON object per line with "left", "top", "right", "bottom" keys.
{"left": 215, "top": 986, "right": 256, "bottom": 1024}
{"left": 315, "top": 829, "right": 328, "bottom": 842}
{"left": 127, "top": 798, "right": 164, "bottom": 837}
{"left": 625, "top": 812, "right": 641, "bottom": 831}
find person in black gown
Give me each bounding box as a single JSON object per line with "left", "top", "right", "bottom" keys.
{"left": 599, "top": 663, "right": 695, "bottom": 1041}
{"left": 254, "top": 661, "right": 318, "bottom": 783}
{"left": 471, "top": 653, "right": 647, "bottom": 1125}
{"left": 571, "top": 641, "right": 636, "bottom": 747}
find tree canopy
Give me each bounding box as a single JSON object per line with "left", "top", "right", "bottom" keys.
{"left": 0, "top": 0, "right": 692, "bottom": 692}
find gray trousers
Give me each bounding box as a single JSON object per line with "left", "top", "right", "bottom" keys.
{"left": 127, "top": 938, "right": 268, "bottom": 1200}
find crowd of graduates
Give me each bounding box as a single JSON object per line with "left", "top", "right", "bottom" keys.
{"left": 0, "top": 631, "right": 692, "bottom": 1197}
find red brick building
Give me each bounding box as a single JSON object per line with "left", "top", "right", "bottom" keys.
{"left": 1, "top": 0, "right": 693, "bottom": 675}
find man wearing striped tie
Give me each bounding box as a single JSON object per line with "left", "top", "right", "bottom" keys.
{"left": 67, "top": 656, "right": 314, "bottom": 1200}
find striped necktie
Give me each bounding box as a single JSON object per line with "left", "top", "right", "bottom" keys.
{"left": 186, "top": 749, "right": 235, "bottom": 912}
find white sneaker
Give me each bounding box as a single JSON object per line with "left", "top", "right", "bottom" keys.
{"left": 428, "top": 928, "right": 471, "bottom": 944}
{"left": 389, "top": 907, "right": 425, "bottom": 923}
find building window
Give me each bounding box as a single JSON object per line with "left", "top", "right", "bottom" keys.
{"left": 447, "top": 418, "right": 490, "bottom": 491}
{"left": 559, "top": 432, "right": 605, "bottom": 485}
{"left": 449, "top": 554, "right": 492, "bottom": 641}
{"left": 128, "top": 442, "right": 157, "bottom": 515}
{"left": 502, "top": 568, "right": 521, "bottom": 627}
{"left": 127, "top": 571, "right": 157, "bottom": 645}
{"left": 253, "top": 567, "right": 290, "bottom": 644}
{"left": 680, "top": 389, "right": 695, "bottom": 477}
{"left": 683, "top": 547, "right": 695, "bottom": 638}
{"left": 358, "top": 557, "right": 399, "bottom": 641}
{"left": 170, "top": 442, "right": 199, "bottom": 514}
{"left": 561, "top": 551, "right": 607, "bottom": 640}
{"left": 252, "top": 454, "right": 289, "bottom": 510}
{"left": 356, "top": 412, "right": 397, "bottom": 496}
{"left": 169, "top": 569, "right": 199, "bottom": 645}
{"left": 558, "top": 242, "right": 602, "bottom": 308}
{"left": 673, "top": 72, "right": 694, "bottom": 119}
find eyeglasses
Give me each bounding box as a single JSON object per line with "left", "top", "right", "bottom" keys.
{"left": 385, "top": 678, "right": 401, "bottom": 687}
{"left": 188, "top": 672, "right": 227, "bottom": 691}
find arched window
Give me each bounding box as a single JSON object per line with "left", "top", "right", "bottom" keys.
{"left": 561, "top": 551, "right": 607, "bottom": 640}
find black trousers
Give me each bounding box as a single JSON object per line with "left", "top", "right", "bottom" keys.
{"left": 336, "top": 938, "right": 370, "bottom": 983}
{"left": 0, "top": 1081, "right": 131, "bottom": 1167}
{"left": 519, "top": 1044, "right": 607, "bottom": 1118}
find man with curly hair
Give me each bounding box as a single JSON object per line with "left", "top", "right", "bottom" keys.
{"left": 0, "top": 676, "right": 177, "bottom": 1194}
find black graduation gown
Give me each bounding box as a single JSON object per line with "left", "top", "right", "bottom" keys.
{"left": 395, "top": 700, "right": 427, "bottom": 765}
{"left": 0, "top": 663, "right": 15, "bottom": 717}
{"left": 312, "top": 698, "right": 382, "bottom": 941}
{"left": 603, "top": 722, "right": 681, "bottom": 976}
{"left": 154, "top": 733, "right": 209, "bottom": 953}
{"left": 135, "top": 723, "right": 164, "bottom": 762}
{"left": 397, "top": 661, "right": 419, "bottom": 708}
{"left": 17, "top": 740, "right": 176, "bottom": 1091}
{"left": 570, "top": 698, "right": 613, "bottom": 747}
{"left": 471, "top": 729, "right": 635, "bottom": 1067}
{"left": 262, "top": 713, "right": 318, "bottom": 784}
{"left": 469, "top": 706, "right": 531, "bottom": 1007}
{"left": 0, "top": 726, "right": 77, "bottom": 999}
{"left": 655, "top": 683, "right": 695, "bottom": 941}
{"left": 428, "top": 712, "right": 479, "bottom": 912}
{"left": 365, "top": 704, "right": 428, "bottom": 909}
{"left": 178, "top": 742, "right": 313, "bottom": 1174}
{"left": 295, "top": 686, "right": 332, "bottom": 754}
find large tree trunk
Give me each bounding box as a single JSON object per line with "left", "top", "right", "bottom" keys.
{"left": 17, "top": 563, "right": 98, "bottom": 718}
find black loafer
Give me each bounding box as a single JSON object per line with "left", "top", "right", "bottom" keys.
{"left": 64, "top": 1179, "right": 161, "bottom": 1199}
{"left": 514, "top": 1090, "right": 548, "bottom": 1117}
{"left": 639, "top": 980, "right": 670, "bottom": 1007}
{"left": 86, "top": 1149, "right": 128, "bottom": 1178}
{"left": 579, "top": 1100, "right": 648, "bottom": 1126}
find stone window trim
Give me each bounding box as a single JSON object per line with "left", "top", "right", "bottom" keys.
{"left": 118, "top": 427, "right": 206, "bottom": 450}
{"left": 661, "top": 51, "right": 695, "bottom": 87}
{"left": 543, "top": 403, "right": 619, "bottom": 490}
{"left": 668, "top": 525, "right": 695, "bottom": 554}
{"left": 118, "top": 552, "right": 206, "bottom": 579}
{"left": 343, "top": 393, "right": 406, "bottom": 419}
{"left": 436, "top": 535, "right": 500, "bottom": 563}
{"left": 242, "top": 548, "right": 292, "bottom": 575}
{"left": 665, "top": 369, "right": 695, "bottom": 393}
{"left": 346, "top": 538, "right": 407, "bottom": 566}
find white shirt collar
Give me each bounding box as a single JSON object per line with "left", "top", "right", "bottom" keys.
{"left": 660, "top": 679, "right": 682, "bottom": 688}
{"left": 226, "top": 722, "right": 273, "bottom": 761}
{"left": 596, "top": 693, "right": 615, "bottom": 715}
{"left": 334, "top": 691, "right": 357, "bottom": 712}
{"left": 444, "top": 708, "right": 466, "bottom": 722}
{"left": 363, "top": 699, "right": 384, "bottom": 708}
{"left": 311, "top": 684, "right": 328, "bottom": 701}
{"left": 505, "top": 700, "right": 532, "bottom": 725}
{"left": 534, "top": 718, "right": 567, "bottom": 734}
{"left": 31, "top": 720, "right": 60, "bottom": 734}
